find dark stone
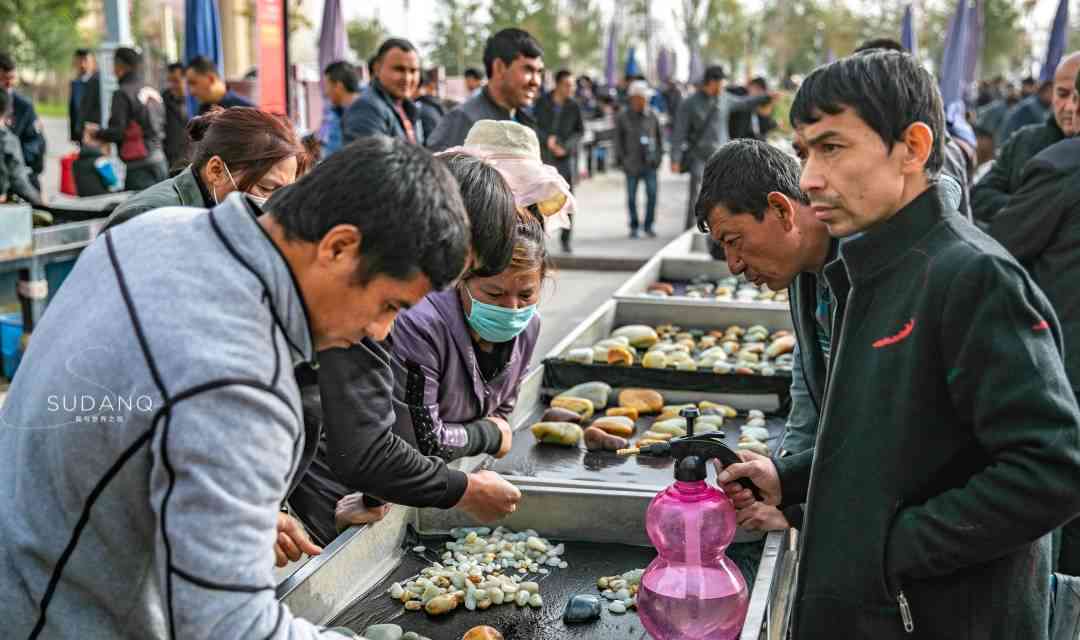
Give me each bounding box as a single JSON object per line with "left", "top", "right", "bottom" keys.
{"left": 541, "top": 407, "right": 583, "bottom": 424}
{"left": 563, "top": 594, "right": 603, "bottom": 624}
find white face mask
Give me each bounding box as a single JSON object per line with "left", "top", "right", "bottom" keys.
{"left": 213, "top": 160, "right": 267, "bottom": 207}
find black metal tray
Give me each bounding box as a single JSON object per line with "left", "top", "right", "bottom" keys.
{"left": 542, "top": 360, "right": 792, "bottom": 399}
{"left": 489, "top": 402, "right": 786, "bottom": 488}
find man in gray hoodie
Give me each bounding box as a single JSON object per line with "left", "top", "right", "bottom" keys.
{"left": 0, "top": 137, "right": 521, "bottom": 638}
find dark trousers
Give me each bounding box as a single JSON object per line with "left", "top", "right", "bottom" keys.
{"left": 686, "top": 159, "right": 705, "bottom": 230}
{"left": 626, "top": 169, "right": 658, "bottom": 231}
{"left": 125, "top": 157, "right": 167, "bottom": 192}
{"left": 556, "top": 159, "right": 575, "bottom": 249}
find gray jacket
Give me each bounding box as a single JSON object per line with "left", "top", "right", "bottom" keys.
{"left": 615, "top": 107, "right": 664, "bottom": 176}
{"left": 103, "top": 164, "right": 207, "bottom": 230}
{"left": 0, "top": 194, "right": 347, "bottom": 639}
{"left": 671, "top": 90, "right": 770, "bottom": 166}
{"left": 427, "top": 88, "right": 538, "bottom": 152}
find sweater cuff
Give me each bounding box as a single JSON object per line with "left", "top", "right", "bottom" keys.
{"left": 437, "top": 469, "right": 469, "bottom": 509}
{"left": 774, "top": 449, "right": 814, "bottom": 509}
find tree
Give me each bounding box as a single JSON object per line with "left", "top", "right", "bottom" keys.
{"left": 565, "top": 0, "right": 604, "bottom": 72}
{"left": 428, "top": 0, "right": 484, "bottom": 76}
{"left": 674, "top": 0, "right": 707, "bottom": 81}
{"left": 703, "top": 0, "right": 749, "bottom": 76}
{"left": 488, "top": 0, "right": 532, "bottom": 35}
{"left": 347, "top": 16, "right": 388, "bottom": 62}
{"left": 0, "top": 0, "right": 90, "bottom": 73}
{"left": 522, "top": 0, "right": 565, "bottom": 71}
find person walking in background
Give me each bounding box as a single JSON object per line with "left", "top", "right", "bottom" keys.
{"left": 729, "top": 77, "right": 778, "bottom": 142}
{"left": 671, "top": 65, "right": 774, "bottom": 229}
{"left": 464, "top": 67, "right": 484, "bottom": 97}
{"left": 322, "top": 61, "right": 360, "bottom": 156}
{"left": 534, "top": 69, "right": 584, "bottom": 253}
{"left": 0, "top": 52, "right": 46, "bottom": 190}
{"left": 615, "top": 80, "right": 663, "bottom": 239}
{"left": 416, "top": 68, "right": 446, "bottom": 138}
{"left": 85, "top": 47, "right": 167, "bottom": 191}
{"left": 343, "top": 38, "right": 424, "bottom": 145}
{"left": 161, "top": 62, "right": 189, "bottom": 172}
{"left": 69, "top": 49, "right": 96, "bottom": 144}
{"left": 427, "top": 29, "right": 543, "bottom": 151}
{"left": 186, "top": 55, "right": 254, "bottom": 114}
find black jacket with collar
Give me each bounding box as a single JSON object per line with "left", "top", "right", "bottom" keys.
{"left": 971, "top": 113, "right": 1064, "bottom": 224}
{"left": 774, "top": 183, "right": 1080, "bottom": 639}
{"left": 990, "top": 137, "right": 1080, "bottom": 391}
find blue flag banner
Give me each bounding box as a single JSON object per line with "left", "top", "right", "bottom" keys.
{"left": 1041, "top": 0, "right": 1070, "bottom": 82}
{"left": 184, "top": 0, "right": 224, "bottom": 119}
{"left": 901, "top": 4, "right": 918, "bottom": 57}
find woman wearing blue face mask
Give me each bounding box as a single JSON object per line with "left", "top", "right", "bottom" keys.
{"left": 389, "top": 205, "right": 550, "bottom": 462}
{"left": 102, "top": 106, "right": 311, "bottom": 230}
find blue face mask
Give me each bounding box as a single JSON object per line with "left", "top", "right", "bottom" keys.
{"left": 464, "top": 284, "right": 538, "bottom": 343}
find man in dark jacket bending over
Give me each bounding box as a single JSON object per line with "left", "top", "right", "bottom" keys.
{"left": 719, "top": 51, "right": 1080, "bottom": 639}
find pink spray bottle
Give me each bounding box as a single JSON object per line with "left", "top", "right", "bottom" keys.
{"left": 631, "top": 409, "right": 755, "bottom": 640}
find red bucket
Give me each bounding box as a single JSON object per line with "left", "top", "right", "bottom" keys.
{"left": 59, "top": 152, "right": 77, "bottom": 196}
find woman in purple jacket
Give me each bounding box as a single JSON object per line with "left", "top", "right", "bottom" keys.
{"left": 389, "top": 205, "right": 549, "bottom": 461}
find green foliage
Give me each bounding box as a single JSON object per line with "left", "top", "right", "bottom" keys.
{"left": 564, "top": 0, "right": 604, "bottom": 71}
{"left": 0, "top": 0, "right": 90, "bottom": 73}
{"left": 428, "top": 0, "right": 485, "bottom": 76}
{"left": 488, "top": 0, "right": 532, "bottom": 34}
{"left": 347, "top": 16, "right": 388, "bottom": 62}
{"left": 521, "top": 0, "right": 565, "bottom": 70}
{"left": 703, "top": 0, "right": 749, "bottom": 75}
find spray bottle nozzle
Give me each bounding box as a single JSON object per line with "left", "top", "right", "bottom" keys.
{"left": 620, "top": 431, "right": 763, "bottom": 500}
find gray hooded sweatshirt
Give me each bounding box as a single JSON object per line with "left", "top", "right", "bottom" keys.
{"left": 0, "top": 193, "right": 349, "bottom": 639}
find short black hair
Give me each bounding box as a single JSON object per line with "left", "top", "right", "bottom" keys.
{"left": 1038, "top": 79, "right": 1053, "bottom": 93}
{"left": 114, "top": 47, "right": 141, "bottom": 69}
{"left": 749, "top": 77, "right": 768, "bottom": 91}
{"left": 1021, "top": 76, "right": 1037, "bottom": 86}
{"left": 464, "top": 67, "right": 484, "bottom": 81}
{"left": 703, "top": 65, "right": 727, "bottom": 83}
{"left": 853, "top": 38, "right": 905, "bottom": 53}
{"left": 555, "top": 69, "right": 572, "bottom": 84}
{"left": 74, "top": 49, "right": 92, "bottom": 58}
{"left": 167, "top": 62, "right": 185, "bottom": 74}
{"left": 483, "top": 28, "right": 543, "bottom": 78}
{"left": 790, "top": 50, "right": 945, "bottom": 175}
{"left": 438, "top": 152, "right": 517, "bottom": 276}
{"left": 0, "top": 52, "right": 15, "bottom": 72}
{"left": 187, "top": 55, "right": 218, "bottom": 76}
{"left": 324, "top": 60, "right": 359, "bottom": 93}
{"left": 373, "top": 38, "right": 417, "bottom": 65}
{"left": 695, "top": 139, "right": 809, "bottom": 232}
{"left": 268, "top": 136, "right": 470, "bottom": 290}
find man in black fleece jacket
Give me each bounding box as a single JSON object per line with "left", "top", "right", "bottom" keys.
{"left": 990, "top": 67, "right": 1080, "bottom": 575}
{"left": 720, "top": 51, "right": 1080, "bottom": 639}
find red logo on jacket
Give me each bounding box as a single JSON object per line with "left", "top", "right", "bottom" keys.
{"left": 873, "top": 319, "right": 915, "bottom": 348}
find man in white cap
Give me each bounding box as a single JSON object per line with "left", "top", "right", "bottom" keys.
{"left": 615, "top": 80, "right": 665, "bottom": 238}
